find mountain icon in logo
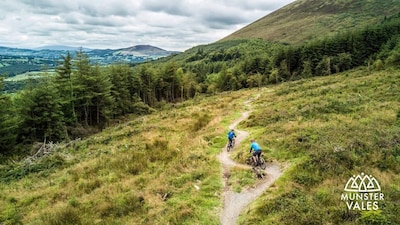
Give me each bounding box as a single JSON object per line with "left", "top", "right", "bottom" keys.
{"left": 344, "top": 173, "right": 381, "bottom": 192}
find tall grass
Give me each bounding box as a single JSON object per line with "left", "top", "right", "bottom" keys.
{"left": 0, "top": 89, "right": 254, "bottom": 224}
{"left": 238, "top": 68, "right": 400, "bottom": 224}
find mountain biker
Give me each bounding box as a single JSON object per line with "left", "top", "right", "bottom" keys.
{"left": 249, "top": 139, "right": 262, "bottom": 166}
{"left": 227, "top": 129, "right": 236, "bottom": 147}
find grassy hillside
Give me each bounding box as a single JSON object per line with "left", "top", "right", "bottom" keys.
{"left": 1, "top": 65, "right": 399, "bottom": 224}
{"left": 234, "top": 67, "right": 400, "bottom": 224}
{"left": 222, "top": 0, "right": 400, "bottom": 45}
{"left": 0, "top": 89, "right": 255, "bottom": 224}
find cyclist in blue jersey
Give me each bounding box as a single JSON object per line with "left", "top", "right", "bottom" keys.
{"left": 227, "top": 129, "right": 236, "bottom": 147}
{"left": 249, "top": 139, "right": 262, "bottom": 166}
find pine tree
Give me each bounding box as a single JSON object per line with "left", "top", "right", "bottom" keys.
{"left": 135, "top": 65, "right": 156, "bottom": 105}
{"left": 0, "top": 77, "right": 17, "bottom": 154}
{"left": 73, "top": 50, "right": 114, "bottom": 127}
{"left": 89, "top": 64, "right": 114, "bottom": 127}
{"left": 18, "top": 83, "right": 65, "bottom": 143}
{"left": 56, "top": 51, "right": 77, "bottom": 125}
{"left": 161, "top": 61, "right": 179, "bottom": 102}
{"left": 108, "top": 64, "right": 133, "bottom": 116}
{"left": 73, "top": 49, "right": 93, "bottom": 127}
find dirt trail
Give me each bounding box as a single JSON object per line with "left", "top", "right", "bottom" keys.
{"left": 217, "top": 108, "right": 282, "bottom": 225}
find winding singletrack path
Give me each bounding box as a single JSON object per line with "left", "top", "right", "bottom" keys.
{"left": 217, "top": 102, "right": 282, "bottom": 225}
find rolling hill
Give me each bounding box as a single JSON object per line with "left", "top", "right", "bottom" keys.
{"left": 114, "top": 45, "right": 178, "bottom": 57}
{"left": 221, "top": 0, "right": 400, "bottom": 45}
{"left": 1, "top": 0, "right": 400, "bottom": 224}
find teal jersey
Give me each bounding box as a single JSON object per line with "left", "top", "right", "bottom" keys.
{"left": 250, "top": 142, "right": 261, "bottom": 151}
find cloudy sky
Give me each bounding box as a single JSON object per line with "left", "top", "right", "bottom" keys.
{"left": 0, "top": 0, "right": 296, "bottom": 51}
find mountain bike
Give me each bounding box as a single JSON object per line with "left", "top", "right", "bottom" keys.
{"left": 227, "top": 138, "right": 235, "bottom": 152}
{"left": 246, "top": 153, "right": 266, "bottom": 170}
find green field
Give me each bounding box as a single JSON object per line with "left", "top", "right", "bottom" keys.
{"left": 4, "top": 71, "right": 56, "bottom": 82}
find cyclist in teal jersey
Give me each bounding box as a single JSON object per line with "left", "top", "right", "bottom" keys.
{"left": 249, "top": 139, "right": 262, "bottom": 166}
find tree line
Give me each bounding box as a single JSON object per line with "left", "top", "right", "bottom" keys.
{"left": 271, "top": 14, "right": 400, "bottom": 81}
{"left": 0, "top": 49, "right": 210, "bottom": 157}
{"left": 1, "top": 14, "right": 400, "bottom": 159}
{"left": 178, "top": 14, "right": 400, "bottom": 88}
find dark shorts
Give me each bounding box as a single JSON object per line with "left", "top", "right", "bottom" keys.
{"left": 252, "top": 150, "right": 261, "bottom": 157}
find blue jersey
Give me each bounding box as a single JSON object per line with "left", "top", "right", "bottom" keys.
{"left": 250, "top": 142, "right": 262, "bottom": 151}
{"left": 228, "top": 131, "right": 236, "bottom": 139}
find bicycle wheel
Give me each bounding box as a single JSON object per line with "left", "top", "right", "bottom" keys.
{"left": 227, "top": 141, "right": 232, "bottom": 152}
{"left": 259, "top": 156, "right": 267, "bottom": 170}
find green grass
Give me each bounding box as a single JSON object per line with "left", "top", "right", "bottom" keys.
{"left": 0, "top": 66, "right": 399, "bottom": 224}
{"left": 4, "top": 71, "right": 56, "bottom": 81}
{"left": 238, "top": 68, "right": 400, "bottom": 224}
{"left": 228, "top": 167, "right": 256, "bottom": 192}
{"left": 0, "top": 89, "right": 255, "bottom": 224}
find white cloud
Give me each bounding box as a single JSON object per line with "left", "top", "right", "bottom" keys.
{"left": 0, "top": 0, "right": 296, "bottom": 51}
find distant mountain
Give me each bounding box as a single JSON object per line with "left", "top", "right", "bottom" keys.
{"left": 0, "top": 45, "right": 180, "bottom": 77}
{"left": 31, "top": 44, "right": 179, "bottom": 57}
{"left": 0, "top": 44, "right": 178, "bottom": 58}
{"left": 221, "top": 0, "right": 400, "bottom": 45}
{"left": 35, "top": 45, "right": 91, "bottom": 51}
{"left": 33, "top": 45, "right": 181, "bottom": 57}
{"left": 0, "top": 46, "right": 35, "bottom": 56}
{"left": 114, "top": 45, "right": 177, "bottom": 57}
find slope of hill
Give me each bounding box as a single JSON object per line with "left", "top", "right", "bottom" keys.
{"left": 235, "top": 68, "right": 400, "bottom": 224}
{"left": 221, "top": 0, "right": 400, "bottom": 44}
{"left": 0, "top": 66, "right": 399, "bottom": 224}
